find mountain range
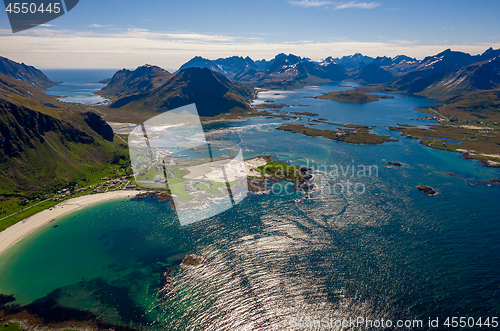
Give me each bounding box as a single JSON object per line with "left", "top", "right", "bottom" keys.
{"left": 107, "top": 67, "right": 255, "bottom": 117}
{"left": 176, "top": 52, "right": 423, "bottom": 88}
{"left": 97, "top": 64, "right": 174, "bottom": 100}
{"left": 1, "top": 46, "right": 500, "bottom": 199}
{"left": 0, "top": 56, "right": 56, "bottom": 90}
{"left": 0, "top": 71, "right": 119, "bottom": 199}
{"left": 382, "top": 48, "right": 500, "bottom": 99}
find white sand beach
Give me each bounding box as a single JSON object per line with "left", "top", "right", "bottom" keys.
{"left": 0, "top": 191, "right": 145, "bottom": 257}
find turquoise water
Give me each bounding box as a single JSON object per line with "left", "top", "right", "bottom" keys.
{"left": 425, "top": 136, "right": 462, "bottom": 145}
{"left": 1, "top": 82, "right": 500, "bottom": 329}
{"left": 43, "top": 69, "right": 117, "bottom": 104}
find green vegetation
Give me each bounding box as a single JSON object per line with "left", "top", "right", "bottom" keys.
{"left": 390, "top": 123, "right": 500, "bottom": 166}
{"left": 417, "top": 90, "right": 500, "bottom": 122}
{"left": 277, "top": 124, "right": 398, "bottom": 145}
{"left": 389, "top": 90, "right": 500, "bottom": 166}
{"left": 0, "top": 74, "right": 137, "bottom": 232}
{"left": 255, "top": 161, "right": 305, "bottom": 182}
{"left": 0, "top": 158, "right": 133, "bottom": 232}
{"left": 313, "top": 90, "right": 393, "bottom": 103}
{"left": 0, "top": 200, "right": 58, "bottom": 232}
{"left": 0, "top": 322, "right": 22, "bottom": 331}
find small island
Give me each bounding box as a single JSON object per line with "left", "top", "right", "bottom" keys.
{"left": 417, "top": 186, "right": 438, "bottom": 196}
{"left": 276, "top": 124, "right": 398, "bottom": 145}
{"left": 387, "top": 161, "right": 403, "bottom": 167}
{"left": 246, "top": 156, "right": 314, "bottom": 194}
{"left": 290, "top": 111, "right": 319, "bottom": 116}
{"left": 312, "top": 90, "right": 394, "bottom": 104}
{"left": 181, "top": 254, "right": 206, "bottom": 267}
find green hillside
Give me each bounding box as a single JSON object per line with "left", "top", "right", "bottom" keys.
{"left": 0, "top": 76, "right": 129, "bottom": 228}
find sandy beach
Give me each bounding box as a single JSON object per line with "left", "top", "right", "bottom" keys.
{"left": 0, "top": 191, "right": 145, "bottom": 257}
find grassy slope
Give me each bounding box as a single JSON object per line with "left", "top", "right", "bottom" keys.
{"left": 255, "top": 161, "right": 304, "bottom": 182}
{"left": 0, "top": 77, "right": 131, "bottom": 229}
{"left": 390, "top": 91, "right": 500, "bottom": 165}
{"left": 418, "top": 90, "right": 500, "bottom": 122}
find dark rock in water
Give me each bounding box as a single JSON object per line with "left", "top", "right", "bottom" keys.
{"left": 53, "top": 225, "right": 58, "bottom": 228}
{"left": 82, "top": 112, "right": 114, "bottom": 142}
{"left": 387, "top": 161, "right": 403, "bottom": 167}
{"left": 0, "top": 294, "right": 15, "bottom": 307}
{"left": 181, "top": 254, "right": 206, "bottom": 267}
{"left": 159, "top": 265, "right": 174, "bottom": 296}
{"left": 247, "top": 176, "right": 271, "bottom": 194}
{"left": 417, "top": 186, "right": 438, "bottom": 196}
{"left": 134, "top": 191, "right": 174, "bottom": 209}
{"left": 490, "top": 179, "right": 500, "bottom": 185}
{"left": 0, "top": 292, "right": 137, "bottom": 330}
{"left": 447, "top": 173, "right": 461, "bottom": 178}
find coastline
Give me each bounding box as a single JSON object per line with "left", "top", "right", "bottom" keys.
{"left": 0, "top": 191, "right": 146, "bottom": 257}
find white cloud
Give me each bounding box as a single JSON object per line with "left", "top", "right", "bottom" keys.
{"left": 391, "top": 39, "right": 419, "bottom": 45}
{"left": 0, "top": 28, "right": 498, "bottom": 70}
{"left": 89, "top": 24, "right": 112, "bottom": 28}
{"left": 334, "top": 1, "right": 380, "bottom": 9}
{"left": 288, "top": 0, "right": 333, "bottom": 8}
{"left": 289, "top": 1, "right": 380, "bottom": 9}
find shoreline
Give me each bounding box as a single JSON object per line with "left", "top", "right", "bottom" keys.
{"left": 0, "top": 191, "right": 146, "bottom": 257}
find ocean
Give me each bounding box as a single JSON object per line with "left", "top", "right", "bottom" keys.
{"left": 42, "top": 69, "right": 118, "bottom": 104}
{"left": 0, "top": 71, "right": 499, "bottom": 330}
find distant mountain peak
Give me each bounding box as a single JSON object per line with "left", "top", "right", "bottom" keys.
{"left": 392, "top": 55, "right": 417, "bottom": 64}
{"left": 97, "top": 64, "right": 173, "bottom": 100}
{"left": 437, "top": 48, "right": 452, "bottom": 56}
{"left": 109, "top": 66, "right": 255, "bottom": 117}
{"left": 479, "top": 47, "right": 500, "bottom": 62}
{"left": 319, "top": 57, "right": 338, "bottom": 66}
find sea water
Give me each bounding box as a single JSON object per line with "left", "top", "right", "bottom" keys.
{"left": 0, "top": 80, "right": 499, "bottom": 330}
{"left": 43, "top": 69, "right": 117, "bottom": 104}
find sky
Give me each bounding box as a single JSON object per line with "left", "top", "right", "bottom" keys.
{"left": 1, "top": 0, "right": 500, "bottom": 70}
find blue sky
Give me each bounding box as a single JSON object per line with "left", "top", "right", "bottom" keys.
{"left": 1, "top": 0, "right": 500, "bottom": 69}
